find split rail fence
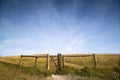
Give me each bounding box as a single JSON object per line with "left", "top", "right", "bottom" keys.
{"left": 19, "top": 53, "right": 96, "bottom": 70}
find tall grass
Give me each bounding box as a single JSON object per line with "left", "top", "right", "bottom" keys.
{"left": 0, "top": 54, "right": 119, "bottom": 80}
{"left": 62, "top": 54, "right": 120, "bottom": 80}
{"left": 0, "top": 56, "right": 51, "bottom": 80}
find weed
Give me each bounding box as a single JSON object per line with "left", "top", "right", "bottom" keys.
{"left": 56, "top": 66, "right": 77, "bottom": 75}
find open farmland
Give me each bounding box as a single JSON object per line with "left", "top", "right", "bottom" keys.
{"left": 0, "top": 54, "right": 120, "bottom": 80}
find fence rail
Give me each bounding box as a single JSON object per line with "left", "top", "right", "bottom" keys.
{"left": 64, "top": 54, "right": 93, "bottom": 57}
{"left": 21, "top": 55, "right": 47, "bottom": 58}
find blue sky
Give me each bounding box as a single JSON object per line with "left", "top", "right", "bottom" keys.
{"left": 0, "top": 0, "right": 120, "bottom": 56}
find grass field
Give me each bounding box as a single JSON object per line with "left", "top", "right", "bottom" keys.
{"left": 60, "top": 54, "right": 120, "bottom": 80}
{"left": 0, "top": 54, "right": 120, "bottom": 80}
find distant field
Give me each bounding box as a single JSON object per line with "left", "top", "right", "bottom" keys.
{"left": 0, "top": 54, "right": 120, "bottom": 80}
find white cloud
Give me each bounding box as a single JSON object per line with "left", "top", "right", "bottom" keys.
{"left": 0, "top": 0, "right": 120, "bottom": 56}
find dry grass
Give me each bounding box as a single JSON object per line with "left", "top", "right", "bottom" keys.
{"left": 0, "top": 54, "right": 120, "bottom": 80}
{"left": 0, "top": 56, "right": 51, "bottom": 80}
{"left": 64, "top": 54, "right": 120, "bottom": 68}
{"left": 61, "top": 54, "right": 120, "bottom": 80}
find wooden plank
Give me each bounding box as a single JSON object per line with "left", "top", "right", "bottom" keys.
{"left": 53, "top": 59, "right": 58, "bottom": 61}
{"left": 21, "top": 54, "right": 93, "bottom": 58}
{"left": 64, "top": 54, "right": 92, "bottom": 57}
{"left": 21, "top": 55, "right": 47, "bottom": 58}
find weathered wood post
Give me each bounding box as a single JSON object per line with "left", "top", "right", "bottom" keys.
{"left": 57, "top": 53, "right": 60, "bottom": 69}
{"left": 58, "top": 53, "right": 62, "bottom": 70}
{"left": 20, "top": 55, "right": 23, "bottom": 67}
{"left": 35, "top": 57, "right": 38, "bottom": 67}
{"left": 46, "top": 54, "right": 50, "bottom": 70}
{"left": 60, "top": 53, "right": 62, "bottom": 70}
{"left": 93, "top": 53, "right": 96, "bottom": 67}
{"left": 62, "top": 55, "right": 64, "bottom": 68}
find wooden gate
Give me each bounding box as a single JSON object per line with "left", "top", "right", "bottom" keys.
{"left": 50, "top": 55, "right": 58, "bottom": 70}
{"left": 47, "top": 53, "right": 64, "bottom": 71}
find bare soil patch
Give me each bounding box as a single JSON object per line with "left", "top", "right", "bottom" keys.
{"left": 44, "top": 74, "right": 85, "bottom": 80}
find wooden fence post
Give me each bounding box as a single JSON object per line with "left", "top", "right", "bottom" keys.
{"left": 20, "top": 55, "right": 23, "bottom": 67}
{"left": 46, "top": 54, "right": 50, "bottom": 70}
{"left": 59, "top": 53, "right": 62, "bottom": 70}
{"left": 58, "top": 53, "right": 62, "bottom": 70}
{"left": 57, "top": 53, "right": 60, "bottom": 69}
{"left": 35, "top": 57, "right": 38, "bottom": 67}
{"left": 62, "top": 55, "right": 64, "bottom": 68}
{"left": 93, "top": 53, "right": 96, "bottom": 67}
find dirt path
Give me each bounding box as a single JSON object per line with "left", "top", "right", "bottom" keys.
{"left": 44, "top": 74, "right": 83, "bottom": 80}
{"left": 51, "top": 75, "right": 68, "bottom": 80}
{"left": 44, "top": 74, "right": 103, "bottom": 80}
{"left": 45, "top": 74, "right": 71, "bottom": 80}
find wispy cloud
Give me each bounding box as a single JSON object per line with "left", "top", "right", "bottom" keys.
{"left": 0, "top": 0, "right": 120, "bottom": 55}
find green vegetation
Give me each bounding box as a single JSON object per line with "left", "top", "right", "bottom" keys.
{"left": 59, "top": 54, "right": 120, "bottom": 80}
{"left": 0, "top": 54, "right": 119, "bottom": 80}
{"left": 0, "top": 56, "right": 51, "bottom": 80}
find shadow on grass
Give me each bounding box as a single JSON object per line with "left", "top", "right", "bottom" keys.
{"left": 0, "top": 60, "right": 19, "bottom": 66}
{"left": 0, "top": 61, "right": 51, "bottom": 77}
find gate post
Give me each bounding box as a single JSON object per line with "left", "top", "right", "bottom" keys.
{"left": 46, "top": 54, "right": 50, "bottom": 70}
{"left": 57, "top": 53, "right": 60, "bottom": 69}
{"left": 58, "top": 53, "right": 63, "bottom": 70}
{"left": 59, "top": 53, "right": 62, "bottom": 70}
{"left": 62, "top": 55, "right": 64, "bottom": 68}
